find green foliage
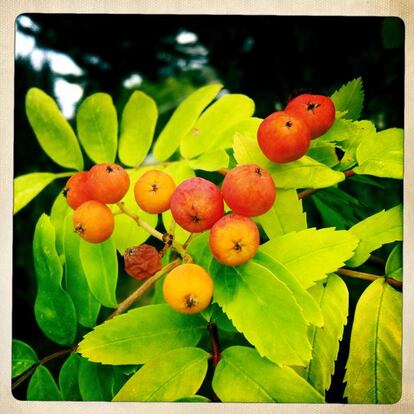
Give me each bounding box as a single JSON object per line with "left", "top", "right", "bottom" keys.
{"left": 303, "top": 274, "right": 349, "bottom": 396}
{"left": 175, "top": 395, "right": 211, "bottom": 402}
{"left": 12, "top": 340, "right": 38, "bottom": 378}
{"left": 233, "top": 133, "right": 345, "bottom": 189}
{"left": 27, "top": 365, "right": 63, "bottom": 401}
{"left": 188, "top": 149, "right": 229, "bottom": 171}
{"left": 25, "top": 88, "right": 84, "bottom": 170}
{"left": 153, "top": 84, "right": 222, "bottom": 161}
{"left": 50, "top": 192, "right": 71, "bottom": 255}
{"left": 76, "top": 93, "right": 118, "bottom": 163}
{"left": 256, "top": 189, "right": 307, "bottom": 239}
{"left": 77, "top": 304, "right": 206, "bottom": 364}
{"left": 213, "top": 346, "right": 324, "bottom": 402}
{"left": 330, "top": 77, "right": 364, "bottom": 120}
{"left": 180, "top": 93, "right": 255, "bottom": 159}
{"left": 307, "top": 141, "right": 339, "bottom": 167}
{"left": 59, "top": 353, "right": 82, "bottom": 401}
{"left": 260, "top": 228, "right": 359, "bottom": 288}
{"left": 119, "top": 91, "right": 158, "bottom": 166}
{"left": 354, "top": 128, "right": 403, "bottom": 179}
{"left": 385, "top": 243, "right": 402, "bottom": 281}
{"left": 63, "top": 215, "right": 101, "bottom": 327}
{"left": 14, "top": 172, "right": 72, "bottom": 214}
{"left": 113, "top": 347, "right": 209, "bottom": 401}
{"left": 344, "top": 279, "right": 402, "bottom": 403}
{"left": 33, "top": 214, "right": 77, "bottom": 345}
{"left": 79, "top": 237, "right": 118, "bottom": 308}
{"left": 347, "top": 204, "right": 403, "bottom": 267}
{"left": 218, "top": 117, "right": 262, "bottom": 149}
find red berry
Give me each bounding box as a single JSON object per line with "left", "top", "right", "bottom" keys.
{"left": 285, "top": 94, "right": 335, "bottom": 139}
{"left": 63, "top": 172, "right": 92, "bottom": 210}
{"left": 257, "top": 111, "right": 311, "bottom": 163}
{"left": 124, "top": 244, "right": 162, "bottom": 280}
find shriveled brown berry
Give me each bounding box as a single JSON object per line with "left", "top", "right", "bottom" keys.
{"left": 124, "top": 244, "right": 162, "bottom": 280}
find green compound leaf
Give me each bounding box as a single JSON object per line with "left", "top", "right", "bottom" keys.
{"left": 210, "top": 254, "right": 311, "bottom": 366}
{"left": 218, "top": 117, "right": 262, "bottom": 149}
{"left": 347, "top": 204, "right": 403, "bottom": 268}
{"left": 188, "top": 149, "right": 229, "bottom": 171}
{"left": 162, "top": 161, "right": 196, "bottom": 244}
{"left": 33, "top": 214, "right": 77, "bottom": 346}
{"left": 233, "top": 133, "right": 344, "bottom": 189}
{"left": 307, "top": 141, "right": 339, "bottom": 168}
{"left": 317, "top": 118, "right": 356, "bottom": 143}
{"left": 63, "top": 215, "right": 101, "bottom": 328}
{"left": 76, "top": 93, "right": 118, "bottom": 163}
{"left": 109, "top": 168, "right": 158, "bottom": 254}
{"left": 303, "top": 274, "right": 349, "bottom": 396}
{"left": 344, "top": 278, "right": 402, "bottom": 403}
{"left": 79, "top": 237, "right": 118, "bottom": 308}
{"left": 213, "top": 346, "right": 324, "bottom": 403}
{"left": 77, "top": 304, "right": 206, "bottom": 365}
{"left": 338, "top": 120, "right": 376, "bottom": 170}
{"left": 331, "top": 77, "right": 364, "bottom": 121}
{"left": 78, "top": 358, "right": 116, "bottom": 401}
{"left": 113, "top": 347, "right": 209, "bottom": 402}
{"left": 260, "top": 228, "right": 359, "bottom": 289}
{"left": 354, "top": 128, "right": 403, "bottom": 179}
{"left": 180, "top": 93, "right": 255, "bottom": 159}
{"left": 153, "top": 84, "right": 223, "bottom": 161}
{"left": 25, "top": 87, "right": 83, "bottom": 170}
{"left": 385, "top": 243, "right": 402, "bottom": 281}
{"left": 256, "top": 189, "right": 307, "bottom": 239}
{"left": 12, "top": 340, "right": 38, "bottom": 378}
{"left": 119, "top": 91, "right": 158, "bottom": 167}
{"left": 27, "top": 365, "right": 63, "bottom": 401}
{"left": 50, "top": 192, "right": 71, "bottom": 255}
{"left": 14, "top": 171, "right": 72, "bottom": 214}
{"left": 59, "top": 353, "right": 82, "bottom": 401}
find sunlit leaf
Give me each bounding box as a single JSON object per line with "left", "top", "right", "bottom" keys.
{"left": 79, "top": 237, "right": 118, "bottom": 308}
{"left": 385, "top": 243, "right": 402, "bottom": 281}
{"left": 256, "top": 189, "right": 307, "bottom": 239}
{"left": 354, "top": 128, "right": 403, "bottom": 179}
{"left": 347, "top": 204, "right": 403, "bottom": 267}
{"left": 331, "top": 78, "right": 364, "bottom": 121}
{"left": 113, "top": 347, "right": 209, "bottom": 401}
{"left": 180, "top": 93, "right": 255, "bottom": 158}
{"left": 25, "top": 87, "right": 83, "bottom": 170}
{"left": 14, "top": 172, "right": 72, "bottom": 214}
{"left": 213, "top": 346, "right": 324, "bottom": 402}
{"left": 153, "top": 84, "right": 223, "bottom": 161}
{"left": 119, "top": 91, "right": 158, "bottom": 166}
{"left": 76, "top": 93, "right": 118, "bottom": 163}
{"left": 307, "top": 141, "right": 339, "bottom": 167}
{"left": 77, "top": 304, "right": 206, "bottom": 365}
{"left": 59, "top": 353, "right": 82, "bottom": 401}
{"left": 33, "top": 214, "right": 77, "bottom": 345}
{"left": 188, "top": 149, "right": 229, "bottom": 171}
{"left": 260, "top": 228, "right": 359, "bottom": 288}
{"left": 344, "top": 279, "right": 402, "bottom": 403}
{"left": 303, "top": 274, "right": 349, "bottom": 395}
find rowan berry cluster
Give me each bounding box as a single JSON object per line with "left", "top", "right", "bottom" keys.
{"left": 63, "top": 93, "right": 335, "bottom": 315}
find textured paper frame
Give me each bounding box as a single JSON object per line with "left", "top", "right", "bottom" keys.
{"left": 1, "top": 1, "right": 413, "bottom": 413}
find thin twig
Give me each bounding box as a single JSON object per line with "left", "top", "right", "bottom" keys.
{"left": 183, "top": 233, "right": 196, "bottom": 249}
{"left": 336, "top": 268, "right": 402, "bottom": 290}
{"left": 207, "top": 322, "right": 221, "bottom": 367}
{"left": 12, "top": 348, "right": 72, "bottom": 390}
{"left": 108, "top": 258, "right": 181, "bottom": 319}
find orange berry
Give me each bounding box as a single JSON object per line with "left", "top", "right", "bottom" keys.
{"left": 134, "top": 170, "right": 176, "bottom": 214}
{"left": 63, "top": 172, "right": 92, "bottom": 210}
{"left": 163, "top": 264, "right": 213, "bottom": 314}
{"left": 88, "top": 163, "right": 130, "bottom": 204}
{"left": 222, "top": 164, "right": 276, "bottom": 217}
{"left": 73, "top": 200, "right": 114, "bottom": 243}
{"left": 209, "top": 214, "right": 259, "bottom": 266}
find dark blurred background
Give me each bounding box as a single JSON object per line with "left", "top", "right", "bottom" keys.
{"left": 13, "top": 14, "right": 404, "bottom": 401}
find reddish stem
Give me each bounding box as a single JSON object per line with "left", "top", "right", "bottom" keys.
{"left": 208, "top": 322, "right": 221, "bottom": 367}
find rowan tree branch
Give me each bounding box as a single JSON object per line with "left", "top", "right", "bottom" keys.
{"left": 336, "top": 268, "right": 402, "bottom": 290}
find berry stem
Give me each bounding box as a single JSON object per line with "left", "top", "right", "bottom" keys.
{"left": 207, "top": 322, "right": 221, "bottom": 367}
{"left": 108, "top": 258, "right": 181, "bottom": 319}
{"left": 336, "top": 268, "right": 402, "bottom": 290}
